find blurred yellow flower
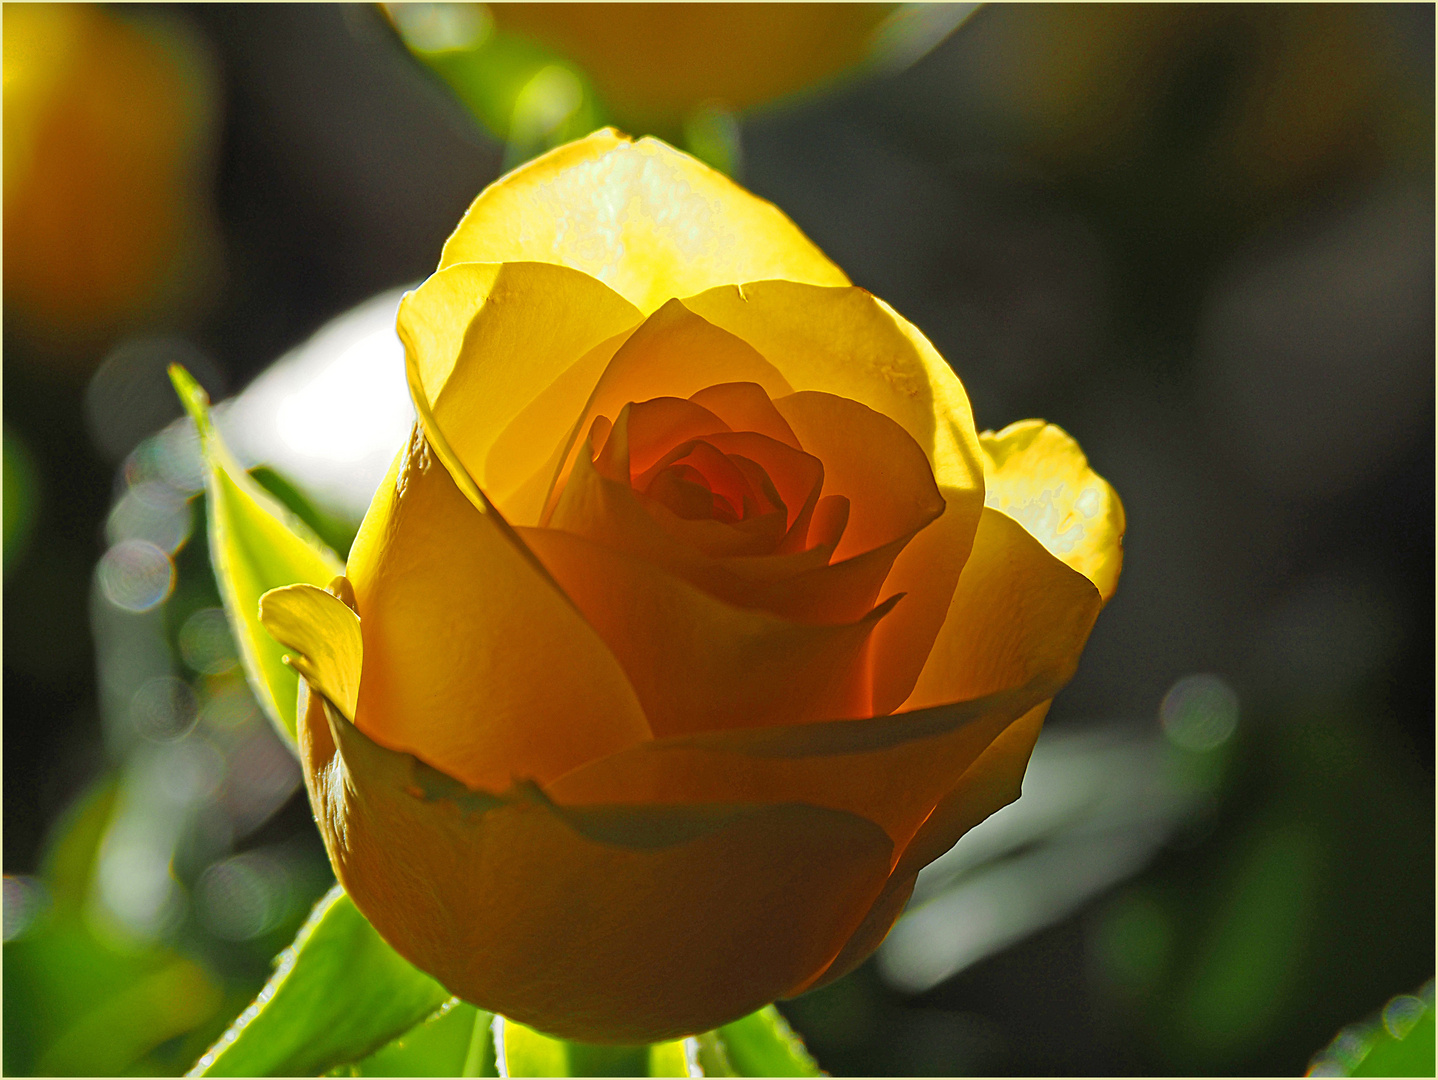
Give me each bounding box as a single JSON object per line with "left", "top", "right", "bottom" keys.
{"left": 3, "top": 4, "right": 216, "bottom": 358}
{"left": 488, "top": 3, "right": 896, "bottom": 137}
{"left": 262, "top": 129, "right": 1123, "bottom": 1043}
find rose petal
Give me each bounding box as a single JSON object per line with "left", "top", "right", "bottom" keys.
{"left": 545, "top": 682, "right": 1062, "bottom": 860}
{"left": 345, "top": 427, "right": 651, "bottom": 792}
{"left": 982, "top": 420, "right": 1125, "bottom": 603}
{"left": 397, "top": 260, "right": 644, "bottom": 525}
{"left": 689, "top": 381, "right": 802, "bottom": 449}
{"left": 302, "top": 685, "right": 894, "bottom": 1044}
{"left": 258, "top": 579, "right": 362, "bottom": 720}
{"left": 773, "top": 390, "right": 944, "bottom": 561}
{"left": 793, "top": 701, "right": 1051, "bottom": 994}
{"left": 438, "top": 130, "right": 849, "bottom": 315}
{"left": 904, "top": 507, "right": 1102, "bottom": 712}
{"left": 518, "top": 525, "right": 898, "bottom": 737}
{"left": 682, "top": 281, "right": 985, "bottom": 503}
{"left": 864, "top": 485, "right": 975, "bottom": 715}
{"left": 545, "top": 299, "right": 795, "bottom": 521}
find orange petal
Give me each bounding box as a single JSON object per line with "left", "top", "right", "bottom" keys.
{"left": 345, "top": 427, "right": 650, "bottom": 792}
{"left": 682, "top": 281, "right": 985, "bottom": 510}
{"left": 544, "top": 299, "right": 794, "bottom": 521}
{"left": 518, "top": 525, "right": 896, "bottom": 737}
{"left": 302, "top": 686, "right": 893, "bottom": 1044}
{"left": 546, "top": 676, "right": 1061, "bottom": 861}
{"left": 688, "top": 381, "right": 801, "bottom": 449}
{"left": 438, "top": 130, "right": 849, "bottom": 315}
{"left": 982, "top": 420, "right": 1125, "bottom": 603}
{"left": 551, "top": 442, "right": 864, "bottom": 620}
{"left": 773, "top": 390, "right": 944, "bottom": 561}
{"left": 793, "top": 701, "right": 1051, "bottom": 994}
{"left": 904, "top": 507, "right": 1102, "bottom": 712}
{"left": 396, "top": 260, "right": 644, "bottom": 526}
{"left": 604, "top": 396, "right": 730, "bottom": 479}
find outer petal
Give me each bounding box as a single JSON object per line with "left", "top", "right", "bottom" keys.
{"left": 518, "top": 525, "right": 895, "bottom": 737}
{"left": 345, "top": 426, "right": 651, "bottom": 792}
{"left": 793, "top": 701, "right": 1051, "bottom": 994}
{"left": 259, "top": 579, "right": 362, "bottom": 720}
{"left": 396, "top": 260, "right": 644, "bottom": 525}
{"left": 438, "top": 130, "right": 849, "bottom": 315}
{"left": 300, "top": 684, "right": 894, "bottom": 1045}
{"left": 546, "top": 680, "right": 1060, "bottom": 863}
{"left": 904, "top": 507, "right": 1103, "bottom": 712}
{"left": 981, "top": 420, "right": 1125, "bottom": 603}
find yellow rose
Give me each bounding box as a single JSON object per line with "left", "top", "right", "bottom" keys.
{"left": 261, "top": 129, "right": 1123, "bottom": 1044}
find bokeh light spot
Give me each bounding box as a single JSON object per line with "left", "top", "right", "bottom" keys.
{"left": 1160, "top": 673, "right": 1239, "bottom": 752}
{"left": 129, "top": 676, "right": 199, "bottom": 741}
{"left": 3, "top": 875, "right": 49, "bottom": 942}
{"left": 387, "top": 2, "right": 493, "bottom": 53}
{"left": 98, "top": 538, "right": 175, "bottom": 611}
{"left": 195, "top": 852, "right": 291, "bottom": 941}
{"left": 179, "top": 608, "right": 238, "bottom": 676}
{"left": 105, "top": 479, "right": 192, "bottom": 553}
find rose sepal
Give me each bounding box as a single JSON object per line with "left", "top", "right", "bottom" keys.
{"left": 168, "top": 363, "right": 343, "bottom": 744}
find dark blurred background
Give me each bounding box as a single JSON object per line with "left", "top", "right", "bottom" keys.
{"left": 4, "top": 4, "right": 1433, "bottom": 1076}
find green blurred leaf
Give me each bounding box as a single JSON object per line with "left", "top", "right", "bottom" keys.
{"left": 1310, "top": 983, "right": 1436, "bottom": 1078}
{"left": 3, "top": 776, "right": 225, "bottom": 1077}
{"left": 169, "top": 364, "right": 343, "bottom": 744}
{"left": 384, "top": 4, "right": 607, "bottom": 168}
{"left": 1354, "top": 1003, "right": 1435, "bottom": 1077}
{"left": 330, "top": 999, "right": 495, "bottom": 1077}
{"left": 716, "top": 1007, "right": 823, "bottom": 1077}
{"left": 191, "top": 885, "right": 450, "bottom": 1077}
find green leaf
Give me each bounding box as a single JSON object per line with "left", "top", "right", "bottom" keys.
{"left": 330, "top": 1000, "right": 495, "bottom": 1077}
{"left": 716, "top": 1007, "right": 823, "bottom": 1078}
{"left": 646, "top": 1039, "right": 695, "bottom": 1078}
{"left": 170, "top": 364, "right": 343, "bottom": 744}
{"left": 1310, "top": 982, "right": 1435, "bottom": 1078}
{"left": 497, "top": 1017, "right": 650, "bottom": 1078}
{"left": 191, "top": 885, "right": 450, "bottom": 1077}
{"left": 1354, "top": 1002, "right": 1435, "bottom": 1077}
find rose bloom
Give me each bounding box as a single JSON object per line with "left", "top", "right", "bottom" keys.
{"left": 262, "top": 130, "right": 1123, "bottom": 1044}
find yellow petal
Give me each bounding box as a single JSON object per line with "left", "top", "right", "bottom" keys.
{"left": 301, "top": 686, "right": 893, "bottom": 1044}
{"left": 794, "top": 701, "right": 1051, "bottom": 994}
{"left": 438, "top": 130, "right": 849, "bottom": 315}
{"left": 345, "top": 426, "right": 651, "bottom": 792}
{"left": 904, "top": 507, "right": 1102, "bottom": 711}
{"left": 981, "top": 419, "right": 1125, "bottom": 603}
{"left": 397, "top": 260, "right": 644, "bottom": 524}
{"left": 682, "top": 281, "right": 985, "bottom": 508}
{"left": 258, "top": 579, "right": 362, "bottom": 720}
{"left": 519, "top": 525, "right": 893, "bottom": 738}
